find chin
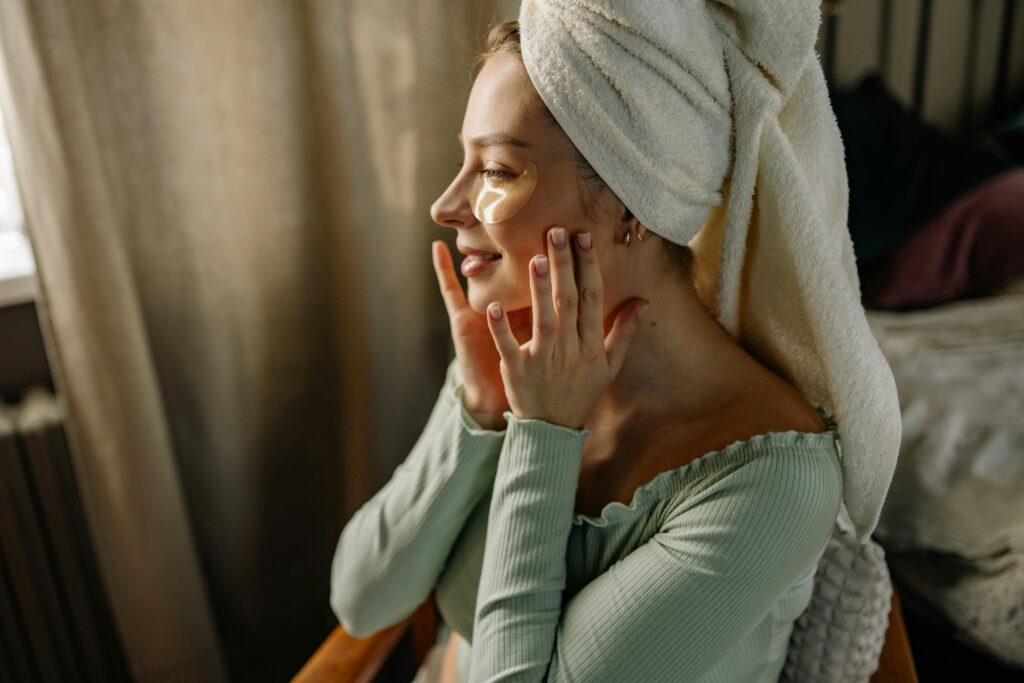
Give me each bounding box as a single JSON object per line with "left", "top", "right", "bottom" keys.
{"left": 467, "top": 288, "right": 495, "bottom": 316}
{"left": 468, "top": 284, "right": 528, "bottom": 317}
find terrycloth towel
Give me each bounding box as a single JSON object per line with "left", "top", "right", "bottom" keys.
{"left": 518, "top": 0, "right": 902, "bottom": 544}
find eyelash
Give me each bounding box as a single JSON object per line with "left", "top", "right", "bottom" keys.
{"left": 455, "top": 162, "right": 512, "bottom": 180}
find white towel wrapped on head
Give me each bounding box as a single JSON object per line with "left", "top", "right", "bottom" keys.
{"left": 518, "top": 0, "right": 902, "bottom": 545}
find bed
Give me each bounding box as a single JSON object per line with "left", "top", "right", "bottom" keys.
{"left": 865, "top": 275, "right": 1024, "bottom": 672}
{"left": 822, "top": 0, "right": 1024, "bottom": 675}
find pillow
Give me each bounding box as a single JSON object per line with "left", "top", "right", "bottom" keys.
{"left": 831, "top": 72, "right": 1017, "bottom": 263}
{"left": 782, "top": 523, "right": 892, "bottom": 683}
{"left": 859, "top": 168, "right": 1024, "bottom": 310}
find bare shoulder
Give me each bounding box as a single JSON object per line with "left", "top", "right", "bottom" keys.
{"left": 582, "top": 367, "right": 829, "bottom": 513}
{"left": 637, "top": 377, "right": 826, "bottom": 480}
{"left": 728, "top": 373, "right": 828, "bottom": 437}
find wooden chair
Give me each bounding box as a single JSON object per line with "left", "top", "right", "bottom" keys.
{"left": 293, "top": 587, "right": 919, "bottom": 682}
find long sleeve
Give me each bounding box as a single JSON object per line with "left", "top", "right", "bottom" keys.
{"left": 329, "top": 359, "right": 507, "bottom": 638}
{"left": 467, "top": 415, "right": 843, "bottom": 682}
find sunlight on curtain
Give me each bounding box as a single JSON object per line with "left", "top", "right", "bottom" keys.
{"left": 0, "top": 106, "right": 34, "bottom": 301}
{"left": 0, "top": 107, "right": 23, "bottom": 233}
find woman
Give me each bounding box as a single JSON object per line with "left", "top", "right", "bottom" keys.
{"left": 332, "top": 19, "right": 844, "bottom": 683}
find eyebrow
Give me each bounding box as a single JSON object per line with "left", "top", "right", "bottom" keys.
{"left": 458, "top": 132, "right": 532, "bottom": 149}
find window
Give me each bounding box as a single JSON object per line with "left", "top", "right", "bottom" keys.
{"left": 0, "top": 105, "right": 36, "bottom": 306}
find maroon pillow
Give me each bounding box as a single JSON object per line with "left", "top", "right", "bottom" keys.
{"left": 860, "top": 168, "right": 1024, "bottom": 310}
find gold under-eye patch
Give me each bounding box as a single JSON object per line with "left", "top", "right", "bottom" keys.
{"left": 469, "top": 160, "right": 538, "bottom": 224}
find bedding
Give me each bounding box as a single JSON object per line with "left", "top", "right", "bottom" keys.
{"left": 832, "top": 72, "right": 1017, "bottom": 263}
{"left": 859, "top": 168, "right": 1024, "bottom": 310}
{"left": 865, "top": 278, "right": 1024, "bottom": 669}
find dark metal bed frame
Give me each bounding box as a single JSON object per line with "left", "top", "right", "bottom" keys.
{"left": 821, "top": 0, "right": 1022, "bottom": 132}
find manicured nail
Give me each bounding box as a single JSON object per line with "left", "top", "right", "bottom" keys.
{"left": 535, "top": 256, "right": 548, "bottom": 276}
{"left": 488, "top": 303, "right": 502, "bottom": 320}
{"left": 550, "top": 227, "right": 566, "bottom": 247}
{"left": 577, "top": 232, "right": 592, "bottom": 250}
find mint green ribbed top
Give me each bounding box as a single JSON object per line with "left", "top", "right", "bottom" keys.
{"left": 330, "top": 358, "right": 844, "bottom": 682}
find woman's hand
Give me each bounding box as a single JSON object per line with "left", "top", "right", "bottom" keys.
{"left": 432, "top": 241, "right": 533, "bottom": 429}
{"left": 484, "top": 227, "right": 649, "bottom": 431}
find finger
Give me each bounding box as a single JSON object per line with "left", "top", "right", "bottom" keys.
{"left": 432, "top": 241, "right": 469, "bottom": 319}
{"left": 530, "top": 253, "right": 556, "bottom": 358}
{"left": 604, "top": 300, "right": 648, "bottom": 378}
{"left": 547, "top": 226, "right": 579, "bottom": 357}
{"left": 574, "top": 231, "right": 604, "bottom": 359}
{"left": 505, "top": 307, "right": 531, "bottom": 346}
{"left": 486, "top": 301, "right": 520, "bottom": 362}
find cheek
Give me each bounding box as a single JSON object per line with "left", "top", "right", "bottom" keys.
{"left": 474, "top": 162, "right": 584, "bottom": 268}
{"left": 489, "top": 234, "right": 540, "bottom": 274}
{"left": 469, "top": 161, "right": 538, "bottom": 224}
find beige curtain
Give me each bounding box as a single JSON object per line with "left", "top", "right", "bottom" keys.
{"left": 0, "top": 1, "right": 517, "bottom": 679}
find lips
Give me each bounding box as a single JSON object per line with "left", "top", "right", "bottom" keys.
{"left": 456, "top": 243, "right": 502, "bottom": 258}
{"left": 461, "top": 252, "right": 501, "bottom": 277}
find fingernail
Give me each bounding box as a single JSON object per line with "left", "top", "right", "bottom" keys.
{"left": 577, "top": 232, "right": 592, "bottom": 250}
{"left": 535, "top": 256, "right": 548, "bottom": 275}
{"left": 550, "top": 227, "right": 566, "bottom": 247}
{"left": 635, "top": 302, "right": 651, "bottom": 320}
{"left": 488, "top": 303, "right": 502, "bottom": 320}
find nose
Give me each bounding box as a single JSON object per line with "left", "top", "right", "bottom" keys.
{"left": 430, "top": 172, "right": 476, "bottom": 230}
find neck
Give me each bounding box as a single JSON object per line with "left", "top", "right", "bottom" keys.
{"left": 586, "top": 275, "right": 763, "bottom": 433}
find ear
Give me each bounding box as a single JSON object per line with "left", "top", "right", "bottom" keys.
{"left": 618, "top": 205, "right": 647, "bottom": 238}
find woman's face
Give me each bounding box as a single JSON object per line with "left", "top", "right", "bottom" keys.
{"left": 431, "top": 53, "right": 620, "bottom": 316}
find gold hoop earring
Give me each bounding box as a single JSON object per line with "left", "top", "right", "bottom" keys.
{"left": 623, "top": 228, "right": 632, "bottom": 246}
{"left": 636, "top": 225, "right": 647, "bottom": 241}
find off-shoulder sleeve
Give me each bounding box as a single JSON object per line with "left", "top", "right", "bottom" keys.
{"left": 329, "top": 359, "right": 507, "bottom": 638}
{"left": 467, "top": 419, "right": 843, "bottom": 682}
